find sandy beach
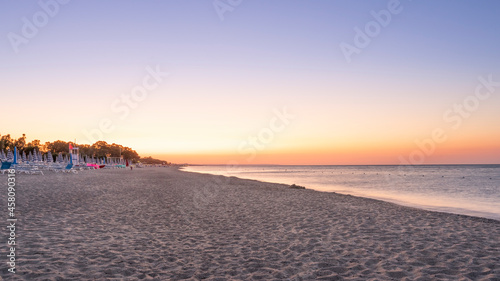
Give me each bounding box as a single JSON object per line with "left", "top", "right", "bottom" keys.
{"left": 1, "top": 167, "right": 499, "bottom": 280}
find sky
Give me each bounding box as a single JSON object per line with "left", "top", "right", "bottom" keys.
{"left": 1, "top": 0, "right": 499, "bottom": 165}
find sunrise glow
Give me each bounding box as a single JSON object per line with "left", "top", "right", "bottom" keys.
{"left": 1, "top": 1, "right": 499, "bottom": 165}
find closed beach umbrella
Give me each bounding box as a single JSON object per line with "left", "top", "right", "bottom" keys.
{"left": 13, "top": 147, "right": 18, "bottom": 164}
{"left": 6, "top": 150, "right": 14, "bottom": 162}
{"left": 22, "top": 151, "right": 27, "bottom": 162}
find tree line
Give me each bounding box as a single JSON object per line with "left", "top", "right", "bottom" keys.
{"left": 0, "top": 133, "right": 158, "bottom": 163}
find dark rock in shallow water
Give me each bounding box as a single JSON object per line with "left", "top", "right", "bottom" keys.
{"left": 289, "top": 184, "right": 305, "bottom": 189}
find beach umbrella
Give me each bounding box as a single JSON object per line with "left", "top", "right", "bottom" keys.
{"left": 0, "top": 151, "right": 5, "bottom": 161}
{"left": 28, "top": 152, "right": 33, "bottom": 162}
{"left": 6, "top": 150, "right": 13, "bottom": 162}
{"left": 22, "top": 151, "right": 27, "bottom": 162}
{"left": 47, "top": 151, "right": 53, "bottom": 163}
{"left": 6, "top": 150, "right": 12, "bottom": 161}
{"left": 13, "top": 147, "right": 18, "bottom": 164}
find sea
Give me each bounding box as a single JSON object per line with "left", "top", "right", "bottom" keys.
{"left": 182, "top": 165, "right": 500, "bottom": 221}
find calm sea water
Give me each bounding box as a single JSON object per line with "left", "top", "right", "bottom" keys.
{"left": 182, "top": 165, "right": 500, "bottom": 220}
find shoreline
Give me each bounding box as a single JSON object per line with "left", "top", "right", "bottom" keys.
{"left": 180, "top": 168, "right": 500, "bottom": 223}
{"left": 1, "top": 167, "right": 499, "bottom": 279}
{"left": 181, "top": 165, "right": 500, "bottom": 222}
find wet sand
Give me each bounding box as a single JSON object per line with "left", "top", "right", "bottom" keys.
{"left": 1, "top": 167, "right": 499, "bottom": 280}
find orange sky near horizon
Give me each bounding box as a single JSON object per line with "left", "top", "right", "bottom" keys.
{"left": 3, "top": 96, "right": 499, "bottom": 165}
{"left": 3, "top": 110, "right": 499, "bottom": 165}
{"left": 151, "top": 138, "right": 500, "bottom": 165}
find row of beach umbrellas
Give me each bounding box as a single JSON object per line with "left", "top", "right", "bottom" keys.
{"left": 0, "top": 149, "right": 127, "bottom": 165}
